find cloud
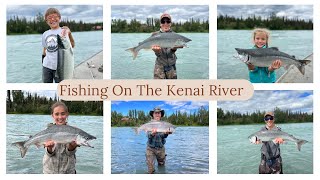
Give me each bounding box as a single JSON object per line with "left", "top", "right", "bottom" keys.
{"left": 164, "top": 101, "right": 209, "bottom": 114}
{"left": 23, "top": 90, "right": 57, "bottom": 99}
{"left": 7, "top": 5, "right": 103, "bottom": 23}
{"left": 217, "top": 5, "right": 313, "bottom": 21}
{"left": 111, "top": 5, "right": 209, "bottom": 23}
{"left": 218, "top": 91, "right": 313, "bottom": 114}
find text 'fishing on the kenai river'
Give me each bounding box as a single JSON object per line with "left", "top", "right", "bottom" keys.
{"left": 58, "top": 81, "right": 253, "bottom": 100}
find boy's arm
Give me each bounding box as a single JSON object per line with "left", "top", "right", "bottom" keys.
{"left": 62, "top": 26, "right": 75, "bottom": 48}
{"left": 42, "top": 48, "right": 46, "bottom": 64}
{"left": 69, "top": 32, "right": 75, "bottom": 48}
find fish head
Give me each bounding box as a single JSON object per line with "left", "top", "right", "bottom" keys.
{"left": 182, "top": 36, "right": 192, "bottom": 43}
{"left": 174, "top": 39, "right": 189, "bottom": 47}
{"left": 76, "top": 134, "right": 96, "bottom": 148}
{"left": 248, "top": 135, "right": 257, "bottom": 144}
{"left": 235, "top": 48, "right": 250, "bottom": 64}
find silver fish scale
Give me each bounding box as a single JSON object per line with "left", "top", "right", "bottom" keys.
{"left": 235, "top": 47, "right": 308, "bottom": 69}
{"left": 138, "top": 121, "right": 176, "bottom": 133}
{"left": 252, "top": 130, "right": 298, "bottom": 142}
{"left": 25, "top": 132, "right": 77, "bottom": 147}
{"left": 24, "top": 125, "right": 95, "bottom": 146}
{"left": 56, "top": 34, "right": 74, "bottom": 80}
{"left": 133, "top": 33, "right": 191, "bottom": 52}
{"left": 246, "top": 48, "right": 296, "bottom": 59}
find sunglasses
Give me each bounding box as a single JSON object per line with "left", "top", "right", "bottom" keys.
{"left": 46, "top": 15, "right": 59, "bottom": 20}
{"left": 161, "top": 19, "right": 171, "bottom": 24}
{"left": 264, "top": 116, "right": 274, "bottom": 121}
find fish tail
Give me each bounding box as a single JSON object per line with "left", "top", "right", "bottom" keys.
{"left": 296, "top": 64, "right": 305, "bottom": 75}
{"left": 12, "top": 141, "right": 28, "bottom": 158}
{"left": 296, "top": 60, "right": 311, "bottom": 75}
{"left": 126, "top": 48, "right": 138, "bottom": 60}
{"left": 296, "top": 139, "right": 308, "bottom": 151}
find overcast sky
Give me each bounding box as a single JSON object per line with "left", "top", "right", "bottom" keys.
{"left": 21, "top": 90, "right": 57, "bottom": 99}
{"left": 111, "top": 5, "right": 209, "bottom": 23}
{"left": 218, "top": 90, "right": 313, "bottom": 114}
{"left": 7, "top": 5, "right": 103, "bottom": 23}
{"left": 218, "top": 5, "right": 313, "bottom": 21}
{"left": 112, "top": 101, "right": 209, "bottom": 116}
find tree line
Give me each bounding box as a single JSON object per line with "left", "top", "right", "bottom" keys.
{"left": 7, "top": 13, "right": 103, "bottom": 35}
{"left": 217, "top": 107, "right": 313, "bottom": 125}
{"left": 111, "top": 106, "right": 209, "bottom": 127}
{"left": 111, "top": 18, "right": 209, "bottom": 33}
{"left": 217, "top": 13, "right": 313, "bottom": 30}
{"left": 6, "top": 90, "right": 103, "bottom": 116}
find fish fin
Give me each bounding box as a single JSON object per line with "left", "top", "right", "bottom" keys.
{"left": 35, "top": 143, "right": 42, "bottom": 149}
{"left": 125, "top": 48, "right": 138, "bottom": 60}
{"left": 299, "top": 60, "right": 312, "bottom": 65}
{"left": 294, "top": 64, "right": 306, "bottom": 75}
{"left": 12, "top": 141, "right": 28, "bottom": 158}
{"left": 57, "top": 34, "right": 66, "bottom": 49}
{"left": 296, "top": 139, "right": 308, "bottom": 151}
{"left": 270, "top": 47, "right": 279, "bottom": 51}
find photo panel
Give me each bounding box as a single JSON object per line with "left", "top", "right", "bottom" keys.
{"left": 111, "top": 101, "right": 209, "bottom": 174}
{"left": 217, "top": 5, "right": 313, "bottom": 83}
{"left": 6, "top": 5, "right": 103, "bottom": 83}
{"left": 217, "top": 90, "right": 313, "bottom": 174}
{"left": 6, "top": 90, "right": 103, "bottom": 174}
{"left": 111, "top": 5, "right": 209, "bottom": 79}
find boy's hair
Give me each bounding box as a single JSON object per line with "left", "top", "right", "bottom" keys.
{"left": 252, "top": 28, "right": 270, "bottom": 47}
{"left": 51, "top": 101, "right": 68, "bottom": 114}
{"left": 44, "top": 8, "right": 61, "bottom": 20}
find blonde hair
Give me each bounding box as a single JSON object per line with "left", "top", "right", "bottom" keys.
{"left": 51, "top": 101, "right": 68, "bottom": 114}
{"left": 44, "top": 8, "right": 61, "bottom": 20}
{"left": 252, "top": 28, "right": 270, "bottom": 47}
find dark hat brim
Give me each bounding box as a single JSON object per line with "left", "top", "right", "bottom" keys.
{"left": 149, "top": 110, "right": 165, "bottom": 118}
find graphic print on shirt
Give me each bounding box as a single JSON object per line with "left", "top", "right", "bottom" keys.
{"left": 45, "top": 34, "right": 58, "bottom": 53}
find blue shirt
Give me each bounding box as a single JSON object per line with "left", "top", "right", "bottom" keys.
{"left": 249, "top": 45, "right": 276, "bottom": 83}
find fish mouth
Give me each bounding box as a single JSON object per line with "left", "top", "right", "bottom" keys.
{"left": 248, "top": 135, "right": 257, "bottom": 143}
{"left": 82, "top": 141, "right": 95, "bottom": 148}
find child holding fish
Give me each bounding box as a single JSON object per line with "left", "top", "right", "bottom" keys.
{"left": 43, "top": 102, "right": 78, "bottom": 174}
{"left": 247, "top": 28, "right": 282, "bottom": 83}
{"left": 42, "top": 8, "right": 75, "bottom": 83}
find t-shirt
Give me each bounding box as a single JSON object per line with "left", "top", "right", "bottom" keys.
{"left": 42, "top": 28, "right": 69, "bottom": 70}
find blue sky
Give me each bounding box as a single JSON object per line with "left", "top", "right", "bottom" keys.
{"left": 111, "top": 5, "right": 209, "bottom": 23}
{"left": 218, "top": 90, "right": 313, "bottom": 114}
{"left": 7, "top": 5, "right": 103, "bottom": 23}
{"left": 218, "top": 5, "right": 313, "bottom": 21}
{"left": 112, "top": 101, "right": 209, "bottom": 116}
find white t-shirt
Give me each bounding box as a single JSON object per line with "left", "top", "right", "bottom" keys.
{"left": 42, "top": 27, "right": 69, "bottom": 70}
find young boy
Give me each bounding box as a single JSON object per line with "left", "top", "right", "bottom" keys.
{"left": 42, "top": 8, "right": 75, "bottom": 83}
